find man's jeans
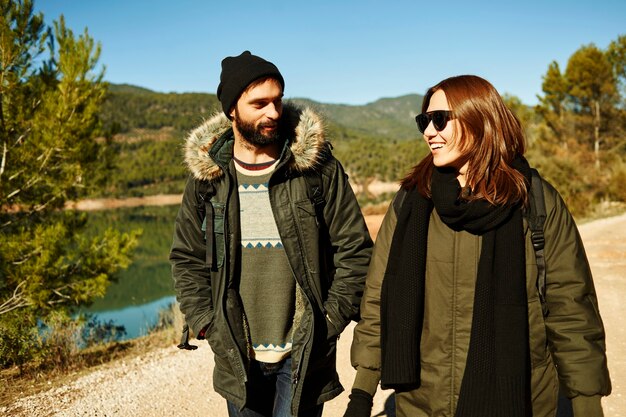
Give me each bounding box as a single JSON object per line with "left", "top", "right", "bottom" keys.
{"left": 226, "top": 357, "right": 324, "bottom": 417}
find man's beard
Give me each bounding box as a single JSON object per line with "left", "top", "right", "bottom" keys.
{"left": 234, "top": 114, "right": 280, "bottom": 147}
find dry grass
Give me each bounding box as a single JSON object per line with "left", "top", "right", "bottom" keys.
{"left": 580, "top": 202, "right": 626, "bottom": 224}
{"left": 0, "top": 329, "right": 178, "bottom": 408}
{"left": 0, "top": 305, "right": 184, "bottom": 409}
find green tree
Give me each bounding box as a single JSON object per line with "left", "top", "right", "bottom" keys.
{"left": 0, "top": 0, "right": 138, "bottom": 368}
{"left": 536, "top": 61, "right": 570, "bottom": 143}
{"left": 606, "top": 35, "right": 626, "bottom": 156}
{"left": 607, "top": 35, "right": 626, "bottom": 97}
{"left": 534, "top": 36, "right": 626, "bottom": 216}
{"left": 537, "top": 44, "right": 620, "bottom": 168}
{"left": 565, "top": 44, "right": 617, "bottom": 168}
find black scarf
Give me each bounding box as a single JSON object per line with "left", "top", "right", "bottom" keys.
{"left": 380, "top": 159, "right": 532, "bottom": 417}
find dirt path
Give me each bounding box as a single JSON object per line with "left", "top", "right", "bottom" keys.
{"left": 3, "top": 212, "right": 624, "bottom": 417}
{"left": 580, "top": 213, "right": 626, "bottom": 417}
{"left": 65, "top": 194, "right": 183, "bottom": 211}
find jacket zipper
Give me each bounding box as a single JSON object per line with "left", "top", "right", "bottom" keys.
{"left": 279, "top": 176, "right": 316, "bottom": 417}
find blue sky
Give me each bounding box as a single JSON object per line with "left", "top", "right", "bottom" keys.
{"left": 36, "top": 0, "right": 626, "bottom": 106}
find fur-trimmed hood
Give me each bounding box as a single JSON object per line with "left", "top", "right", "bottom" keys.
{"left": 184, "top": 104, "right": 329, "bottom": 182}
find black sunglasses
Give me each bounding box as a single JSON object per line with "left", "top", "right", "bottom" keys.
{"left": 415, "top": 110, "right": 454, "bottom": 133}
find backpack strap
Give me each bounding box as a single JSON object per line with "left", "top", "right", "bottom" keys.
{"left": 178, "top": 179, "right": 215, "bottom": 351}
{"left": 528, "top": 168, "right": 548, "bottom": 316}
{"left": 197, "top": 180, "right": 215, "bottom": 269}
{"left": 392, "top": 188, "right": 408, "bottom": 214}
{"left": 177, "top": 323, "right": 199, "bottom": 350}
{"left": 302, "top": 169, "right": 326, "bottom": 225}
{"left": 528, "top": 169, "right": 573, "bottom": 414}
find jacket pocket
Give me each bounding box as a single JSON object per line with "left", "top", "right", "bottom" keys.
{"left": 296, "top": 198, "right": 333, "bottom": 282}
{"left": 296, "top": 199, "right": 319, "bottom": 236}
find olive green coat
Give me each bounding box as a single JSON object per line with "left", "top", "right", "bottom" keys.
{"left": 170, "top": 105, "right": 373, "bottom": 415}
{"left": 350, "top": 179, "right": 611, "bottom": 417}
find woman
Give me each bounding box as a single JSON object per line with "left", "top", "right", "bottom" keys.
{"left": 343, "top": 75, "right": 611, "bottom": 417}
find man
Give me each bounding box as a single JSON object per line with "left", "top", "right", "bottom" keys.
{"left": 170, "top": 51, "right": 373, "bottom": 417}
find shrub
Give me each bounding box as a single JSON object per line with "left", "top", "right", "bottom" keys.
{"left": 0, "top": 314, "right": 42, "bottom": 372}
{"left": 1, "top": 312, "right": 127, "bottom": 373}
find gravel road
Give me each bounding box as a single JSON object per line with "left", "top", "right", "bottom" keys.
{"left": 3, "top": 212, "right": 625, "bottom": 417}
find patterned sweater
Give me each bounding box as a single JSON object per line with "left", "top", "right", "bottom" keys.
{"left": 235, "top": 160, "right": 295, "bottom": 363}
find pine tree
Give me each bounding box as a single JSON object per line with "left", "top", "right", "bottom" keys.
{"left": 565, "top": 44, "right": 617, "bottom": 168}
{"left": 0, "top": 0, "right": 138, "bottom": 368}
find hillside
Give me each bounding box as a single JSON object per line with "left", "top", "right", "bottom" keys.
{"left": 95, "top": 84, "right": 428, "bottom": 199}
{"left": 291, "top": 94, "right": 423, "bottom": 140}
{"left": 100, "top": 84, "right": 221, "bottom": 135}
{"left": 100, "top": 84, "right": 422, "bottom": 140}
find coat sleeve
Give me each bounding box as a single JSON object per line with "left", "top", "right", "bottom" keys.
{"left": 319, "top": 158, "right": 374, "bottom": 335}
{"left": 542, "top": 180, "right": 611, "bottom": 399}
{"left": 169, "top": 176, "right": 214, "bottom": 337}
{"left": 348, "top": 191, "right": 402, "bottom": 396}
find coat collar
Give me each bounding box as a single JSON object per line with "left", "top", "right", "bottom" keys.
{"left": 184, "top": 103, "right": 329, "bottom": 181}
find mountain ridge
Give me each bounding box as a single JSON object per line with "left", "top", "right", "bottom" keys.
{"left": 102, "top": 83, "right": 423, "bottom": 140}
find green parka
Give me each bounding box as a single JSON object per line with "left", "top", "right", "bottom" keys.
{"left": 350, "top": 178, "right": 611, "bottom": 417}
{"left": 170, "top": 104, "right": 373, "bottom": 415}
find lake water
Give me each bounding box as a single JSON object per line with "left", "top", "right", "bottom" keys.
{"left": 84, "top": 205, "right": 180, "bottom": 341}
{"left": 84, "top": 295, "right": 176, "bottom": 340}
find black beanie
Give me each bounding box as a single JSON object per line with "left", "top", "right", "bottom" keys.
{"left": 217, "top": 51, "right": 285, "bottom": 119}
